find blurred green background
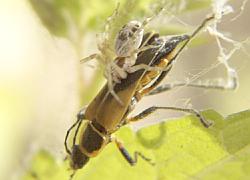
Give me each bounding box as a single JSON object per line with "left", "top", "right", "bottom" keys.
{"left": 0, "top": 0, "right": 249, "bottom": 179}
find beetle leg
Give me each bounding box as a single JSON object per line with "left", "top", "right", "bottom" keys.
{"left": 112, "top": 137, "right": 155, "bottom": 166}
{"left": 127, "top": 106, "right": 212, "bottom": 128}
{"left": 69, "top": 170, "right": 76, "bottom": 180}
{"left": 64, "top": 108, "right": 87, "bottom": 155}
{"left": 147, "top": 75, "right": 238, "bottom": 96}
{"left": 127, "top": 64, "right": 170, "bottom": 73}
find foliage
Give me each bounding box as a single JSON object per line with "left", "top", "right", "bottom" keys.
{"left": 28, "top": 0, "right": 212, "bottom": 44}
{"left": 23, "top": 110, "right": 250, "bottom": 180}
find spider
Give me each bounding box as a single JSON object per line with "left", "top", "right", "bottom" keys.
{"left": 81, "top": 6, "right": 163, "bottom": 105}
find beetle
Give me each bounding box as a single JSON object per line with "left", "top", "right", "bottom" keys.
{"left": 64, "top": 33, "right": 192, "bottom": 174}
{"left": 64, "top": 15, "right": 218, "bottom": 176}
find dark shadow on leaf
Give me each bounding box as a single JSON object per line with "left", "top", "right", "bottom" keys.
{"left": 136, "top": 122, "right": 166, "bottom": 149}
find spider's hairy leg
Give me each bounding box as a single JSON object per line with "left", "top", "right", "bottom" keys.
{"left": 80, "top": 53, "right": 100, "bottom": 64}
{"left": 104, "top": 3, "right": 120, "bottom": 36}
{"left": 105, "top": 63, "right": 124, "bottom": 106}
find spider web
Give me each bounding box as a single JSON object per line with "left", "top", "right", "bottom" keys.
{"left": 83, "top": 0, "right": 249, "bottom": 113}
{"left": 150, "top": 0, "right": 248, "bottom": 104}
{"left": 128, "top": 0, "right": 250, "bottom": 129}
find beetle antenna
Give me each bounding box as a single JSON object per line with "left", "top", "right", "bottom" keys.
{"left": 73, "top": 119, "right": 83, "bottom": 146}
{"left": 69, "top": 170, "right": 76, "bottom": 180}
{"left": 171, "top": 14, "right": 215, "bottom": 63}
{"left": 64, "top": 117, "right": 82, "bottom": 155}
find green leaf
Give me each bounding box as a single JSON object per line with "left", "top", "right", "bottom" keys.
{"left": 23, "top": 150, "right": 69, "bottom": 180}
{"left": 23, "top": 109, "right": 250, "bottom": 180}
